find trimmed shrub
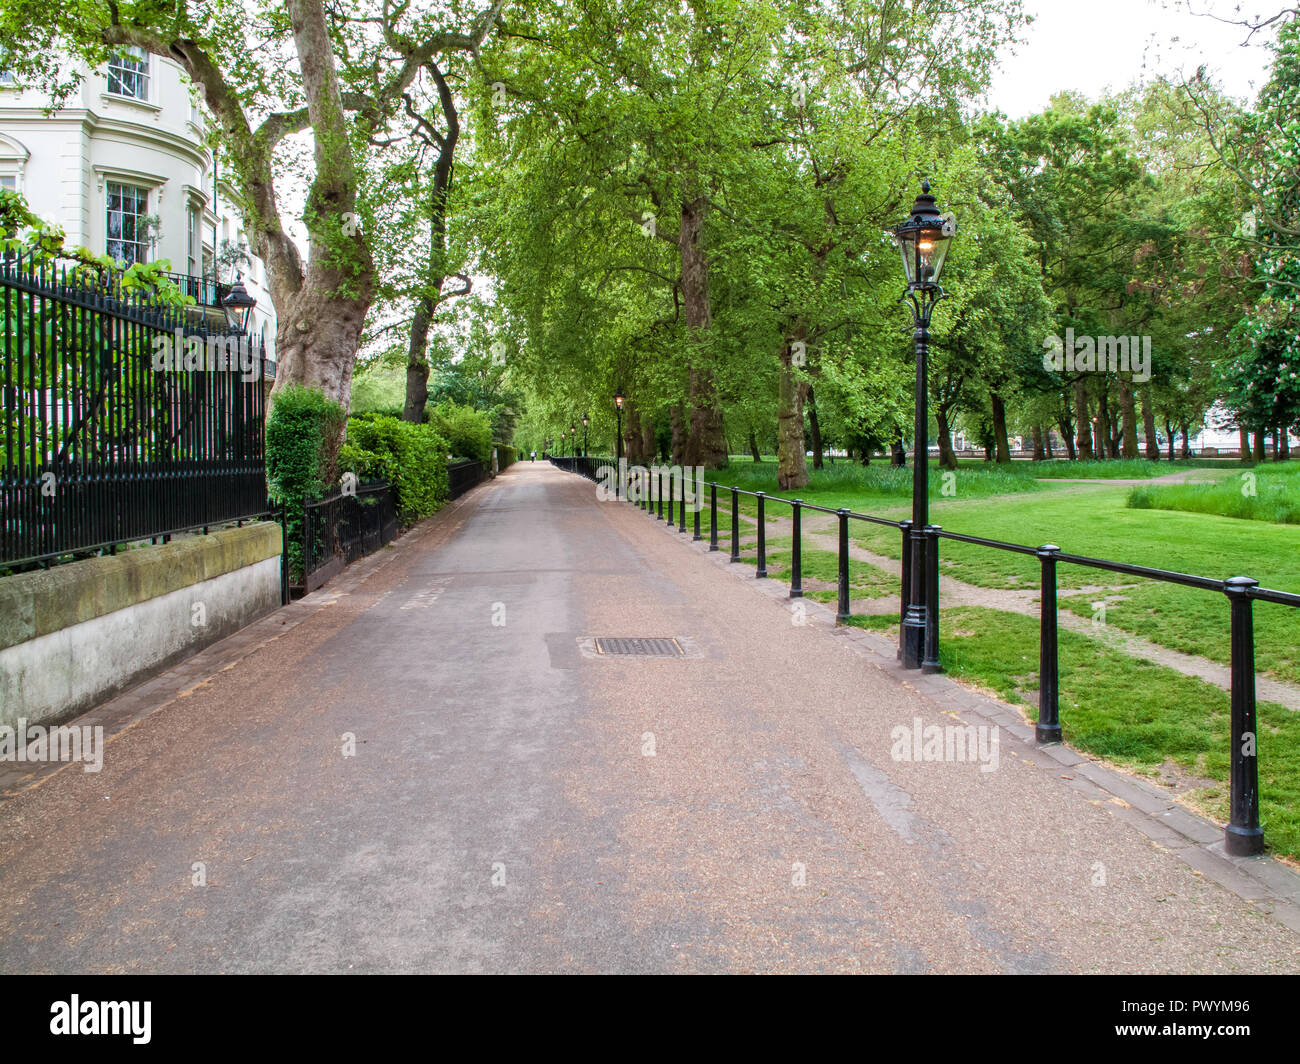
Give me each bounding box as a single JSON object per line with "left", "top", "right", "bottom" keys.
{"left": 266, "top": 385, "right": 348, "bottom": 580}
{"left": 428, "top": 401, "right": 493, "bottom": 464}
{"left": 341, "top": 415, "right": 448, "bottom": 525}
{"left": 496, "top": 444, "right": 518, "bottom": 471}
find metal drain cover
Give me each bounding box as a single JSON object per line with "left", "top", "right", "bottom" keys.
{"left": 594, "top": 637, "right": 683, "bottom": 657}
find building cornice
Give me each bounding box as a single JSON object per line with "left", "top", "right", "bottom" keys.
{"left": 0, "top": 106, "right": 210, "bottom": 170}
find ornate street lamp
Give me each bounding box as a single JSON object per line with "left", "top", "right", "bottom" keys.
{"left": 569, "top": 423, "right": 576, "bottom": 458}
{"left": 582, "top": 412, "right": 589, "bottom": 458}
{"left": 221, "top": 274, "right": 258, "bottom": 333}
{"left": 893, "top": 180, "right": 955, "bottom": 673}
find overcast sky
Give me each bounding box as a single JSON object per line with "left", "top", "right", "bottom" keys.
{"left": 984, "top": 0, "right": 1277, "bottom": 116}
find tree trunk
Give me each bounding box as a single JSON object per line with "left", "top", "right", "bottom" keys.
{"left": 990, "top": 392, "right": 1012, "bottom": 464}
{"left": 1095, "top": 388, "right": 1114, "bottom": 458}
{"left": 748, "top": 428, "right": 762, "bottom": 463}
{"left": 1179, "top": 423, "right": 1191, "bottom": 460}
{"left": 1073, "top": 380, "right": 1094, "bottom": 460}
{"left": 641, "top": 416, "right": 657, "bottom": 465}
{"left": 403, "top": 305, "right": 432, "bottom": 422}
{"left": 1118, "top": 378, "right": 1139, "bottom": 459}
{"left": 1253, "top": 429, "right": 1266, "bottom": 462}
{"left": 936, "top": 404, "right": 958, "bottom": 471}
{"left": 679, "top": 193, "right": 727, "bottom": 468}
{"left": 670, "top": 404, "right": 687, "bottom": 466}
{"left": 270, "top": 0, "right": 377, "bottom": 412}
{"left": 1282, "top": 429, "right": 1291, "bottom": 461}
{"left": 403, "top": 64, "right": 461, "bottom": 422}
{"left": 1031, "top": 424, "right": 1046, "bottom": 461}
{"left": 1239, "top": 425, "right": 1251, "bottom": 462}
{"left": 807, "top": 386, "right": 824, "bottom": 470}
{"left": 1166, "top": 418, "right": 1176, "bottom": 462}
{"left": 1058, "top": 410, "right": 1076, "bottom": 461}
{"left": 1276, "top": 426, "right": 1286, "bottom": 461}
{"left": 1142, "top": 385, "right": 1159, "bottom": 460}
{"left": 891, "top": 433, "right": 906, "bottom": 467}
{"left": 776, "top": 329, "right": 810, "bottom": 490}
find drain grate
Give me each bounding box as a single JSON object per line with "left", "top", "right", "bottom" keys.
{"left": 594, "top": 637, "right": 684, "bottom": 657}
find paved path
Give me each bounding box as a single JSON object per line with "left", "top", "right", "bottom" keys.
{"left": 1, "top": 462, "right": 1298, "bottom": 973}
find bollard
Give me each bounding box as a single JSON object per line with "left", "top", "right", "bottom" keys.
{"left": 730, "top": 488, "right": 740, "bottom": 563}
{"left": 923, "top": 526, "right": 942, "bottom": 674}
{"left": 898, "top": 520, "right": 912, "bottom": 661}
{"left": 667, "top": 468, "right": 675, "bottom": 526}
{"left": 693, "top": 481, "right": 702, "bottom": 541}
{"left": 709, "top": 483, "right": 719, "bottom": 551}
{"left": 678, "top": 470, "right": 687, "bottom": 533}
{"left": 657, "top": 468, "right": 664, "bottom": 520}
{"left": 1036, "top": 545, "right": 1062, "bottom": 744}
{"left": 836, "top": 509, "right": 850, "bottom": 623}
{"left": 755, "top": 493, "right": 767, "bottom": 578}
{"left": 790, "top": 501, "right": 803, "bottom": 599}
{"left": 1225, "top": 577, "right": 1264, "bottom": 856}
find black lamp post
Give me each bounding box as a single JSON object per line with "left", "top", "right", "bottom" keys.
{"left": 569, "top": 423, "right": 576, "bottom": 458}
{"left": 582, "top": 413, "right": 589, "bottom": 458}
{"left": 614, "top": 389, "right": 625, "bottom": 462}
{"left": 614, "top": 390, "right": 625, "bottom": 500}
{"left": 893, "top": 180, "right": 955, "bottom": 672}
{"left": 221, "top": 275, "right": 257, "bottom": 333}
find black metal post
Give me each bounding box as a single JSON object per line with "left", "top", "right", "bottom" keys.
{"left": 755, "top": 493, "right": 767, "bottom": 578}
{"left": 900, "top": 319, "right": 931, "bottom": 669}
{"left": 1036, "top": 545, "right": 1062, "bottom": 744}
{"left": 898, "top": 519, "right": 912, "bottom": 661}
{"left": 678, "top": 470, "right": 687, "bottom": 533}
{"left": 667, "top": 468, "right": 674, "bottom": 526}
{"left": 657, "top": 468, "right": 664, "bottom": 520}
{"left": 693, "top": 479, "right": 702, "bottom": 541}
{"left": 730, "top": 487, "right": 740, "bottom": 563}
{"left": 709, "top": 483, "right": 719, "bottom": 552}
{"left": 790, "top": 500, "right": 803, "bottom": 599}
{"left": 1225, "top": 576, "right": 1264, "bottom": 856}
{"left": 836, "top": 509, "right": 850, "bottom": 623}
{"left": 923, "top": 525, "right": 942, "bottom": 673}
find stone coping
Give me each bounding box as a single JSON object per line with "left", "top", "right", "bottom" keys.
{"left": 0, "top": 522, "right": 282, "bottom": 652}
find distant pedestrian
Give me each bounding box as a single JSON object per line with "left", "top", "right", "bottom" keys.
{"left": 530, "top": 450, "right": 536, "bottom": 462}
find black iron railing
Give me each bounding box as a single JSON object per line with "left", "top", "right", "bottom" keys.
{"left": 2, "top": 251, "right": 274, "bottom": 569}
{"left": 551, "top": 455, "right": 1299, "bottom": 858}
{"left": 300, "top": 481, "right": 398, "bottom": 594}
{"left": 162, "top": 272, "right": 231, "bottom": 309}
{"left": 448, "top": 459, "right": 486, "bottom": 500}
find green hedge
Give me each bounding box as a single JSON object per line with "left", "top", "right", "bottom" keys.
{"left": 429, "top": 402, "right": 493, "bottom": 464}
{"left": 496, "top": 444, "right": 518, "bottom": 471}
{"left": 340, "top": 415, "right": 449, "bottom": 525}
{"left": 266, "top": 385, "right": 348, "bottom": 580}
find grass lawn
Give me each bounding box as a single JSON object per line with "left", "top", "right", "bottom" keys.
{"left": 1129, "top": 461, "right": 1300, "bottom": 524}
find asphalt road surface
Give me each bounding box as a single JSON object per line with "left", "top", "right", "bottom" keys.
{"left": 1, "top": 461, "right": 1297, "bottom": 973}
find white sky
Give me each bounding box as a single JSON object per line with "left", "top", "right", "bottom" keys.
{"left": 985, "top": 0, "right": 1278, "bottom": 116}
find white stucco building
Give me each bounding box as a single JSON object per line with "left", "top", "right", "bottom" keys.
{"left": 0, "top": 50, "right": 277, "bottom": 357}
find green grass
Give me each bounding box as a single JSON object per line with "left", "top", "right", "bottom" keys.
{"left": 936, "top": 606, "right": 1300, "bottom": 860}
{"left": 1129, "top": 462, "right": 1300, "bottom": 524}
